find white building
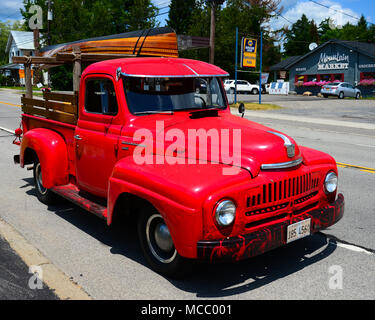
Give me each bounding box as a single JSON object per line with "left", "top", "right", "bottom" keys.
{"left": 0, "top": 31, "right": 38, "bottom": 86}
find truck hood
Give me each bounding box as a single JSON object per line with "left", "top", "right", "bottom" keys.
{"left": 125, "top": 112, "right": 301, "bottom": 177}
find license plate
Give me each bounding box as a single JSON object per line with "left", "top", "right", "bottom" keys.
{"left": 286, "top": 219, "right": 311, "bottom": 244}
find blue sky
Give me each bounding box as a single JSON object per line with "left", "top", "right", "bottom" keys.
{"left": 1, "top": 0, "right": 374, "bottom": 31}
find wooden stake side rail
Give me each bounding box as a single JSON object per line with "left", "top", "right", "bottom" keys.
{"left": 21, "top": 92, "right": 78, "bottom": 125}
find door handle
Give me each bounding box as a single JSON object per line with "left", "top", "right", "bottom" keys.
{"left": 74, "top": 135, "right": 82, "bottom": 140}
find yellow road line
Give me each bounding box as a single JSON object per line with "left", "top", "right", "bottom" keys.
{"left": 0, "top": 100, "right": 21, "bottom": 108}
{"left": 360, "top": 169, "right": 375, "bottom": 174}
{"left": 337, "top": 162, "right": 375, "bottom": 174}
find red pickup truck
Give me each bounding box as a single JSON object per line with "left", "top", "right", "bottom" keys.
{"left": 14, "top": 57, "right": 344, "bottom": 278}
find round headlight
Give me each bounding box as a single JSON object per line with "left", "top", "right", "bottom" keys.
{"left": 215, "top": 200, "right": 236, "bottom": 226}
{"left": 325, "top": 172, "right": 338, "bottom": 193}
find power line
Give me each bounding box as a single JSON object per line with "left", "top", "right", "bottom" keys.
{"left": 308, "top": 0, "right": 362, "bottom": 23}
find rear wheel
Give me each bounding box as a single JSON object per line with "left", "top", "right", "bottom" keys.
{"left": 137, "top": 206, "right": 193, "bottom": 278}
{"left": 33, "top": 159, "right": 58, "bottom": 205}
{"left": 251, "top": 88, "right": 259, "bottom": 95}
{"left": 338, "top": 92, "right": 344, "bottom": 99}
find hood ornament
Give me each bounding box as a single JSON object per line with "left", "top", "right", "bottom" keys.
{"left": 267, "top": 131, "right": 295, "bottom": 158}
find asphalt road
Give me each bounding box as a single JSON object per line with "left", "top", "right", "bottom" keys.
{"left": 0, "top": 89, "right": 374, "bottom": 300}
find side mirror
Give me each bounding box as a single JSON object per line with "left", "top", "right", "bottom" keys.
{"left": 238, "top": 102, "right": 245, "bottom": 118}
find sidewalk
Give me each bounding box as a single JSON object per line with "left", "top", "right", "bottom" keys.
{"left": 0, "top": 218, "right": 91, "bottom": 300}
{"left": 0, "top": 235, "right": 58, "bottom": 300}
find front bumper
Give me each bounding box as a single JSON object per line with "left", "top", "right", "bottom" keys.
{"left": 197, "top": 194, "right": 344, "bottom": 262}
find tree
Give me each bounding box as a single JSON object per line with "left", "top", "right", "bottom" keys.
{"left": 283, "top": 14, "right": 320, "bottom": 57}
{"left": 21, "top": 0, "right": 159, "bottom": 45}
{"left": 20, "top": 0, "right": 159, "bottom": 90}
{"left": 167, "top": 0, "right": 197, "bottom": 34}
{"left": 185, "top": 0, "right": 283, "bottom": 78}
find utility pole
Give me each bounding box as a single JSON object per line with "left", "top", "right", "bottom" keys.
{"left": 46, "top": 0, "right": 53, "bottom": 87}
{"left": 209, "top": 0, "right": 224, "bottom": 64}
{"left": 47, "top": 0, "right": 53, "bottom": 46}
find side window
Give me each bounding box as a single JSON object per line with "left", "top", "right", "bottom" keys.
{"left": 85, "top": 79, "right": 118, "bottom": 115}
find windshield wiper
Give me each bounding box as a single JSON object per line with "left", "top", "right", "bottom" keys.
{"left": 174, "top": 106, "right": 225, "bottom": 112}
{"left": 133, "top": 110, "right": 174, "bottom": 115}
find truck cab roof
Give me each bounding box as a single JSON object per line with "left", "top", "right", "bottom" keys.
{"left": 83, "top": 57, "right": 229, "bottom": 79}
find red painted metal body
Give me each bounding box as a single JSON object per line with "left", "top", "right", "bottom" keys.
{"left": 16, "top": 57, "right": 344, "bottom": 260}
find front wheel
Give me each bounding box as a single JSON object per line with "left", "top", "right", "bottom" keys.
{"left": 137, "top": 207, "right": 194, "bottom": 278}
{"left": 33, "top": 159, "right": 58, "bottom": 205}
{"left": 355, "top": 92, "right": 361, "bottom": 99}
{"left": 251, "top": 88, "right": 259, "bottom": 95}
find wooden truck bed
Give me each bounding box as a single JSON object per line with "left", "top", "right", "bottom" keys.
{"left": 21, "top": 91, "right": 78, "bottom": 125}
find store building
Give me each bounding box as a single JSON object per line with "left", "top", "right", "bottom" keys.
{"left": 271, "top": 39, "right": 375, "bottom": 96}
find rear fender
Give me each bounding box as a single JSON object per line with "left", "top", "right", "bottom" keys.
{"left": 20, "top": 128, "right": 69, "bottom": 189}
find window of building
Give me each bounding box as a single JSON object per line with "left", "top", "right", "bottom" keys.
{"left": 360, "top": 72, "right": 375, "bottom": 80}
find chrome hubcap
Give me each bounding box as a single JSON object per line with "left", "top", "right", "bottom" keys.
{"left": 35, "top": 163, "right": 47, "bottom": 195}
{"left": 154, "top": 223, "right": 174, "bottom": 252}
{"left": 146, "top": 214, "right": 176, "bottom": 264}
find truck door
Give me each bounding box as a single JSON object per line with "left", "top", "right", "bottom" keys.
{"left": 74, "top": 76, "right": 122, "bottom": 198}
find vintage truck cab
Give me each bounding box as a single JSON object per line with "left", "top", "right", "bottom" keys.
{"left": 14, "top": 57, "right": 344, "bottom": 278}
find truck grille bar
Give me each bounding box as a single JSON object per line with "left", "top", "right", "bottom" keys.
{"left": 247, "top": 173, "right": 320, "bottom": 208}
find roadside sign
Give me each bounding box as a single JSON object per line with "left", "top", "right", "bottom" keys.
{"left": 19, "top": 69, "right": 25, "bottom": 79}
{"left": 261, "top": 73, "right": 269, "bottom": 85}
{"left": 241, "top": 38, "right": 257, "bottom": 68}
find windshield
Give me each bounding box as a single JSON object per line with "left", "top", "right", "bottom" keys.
{"left": 123, "top": 77, "right": 226, "bottom": 114}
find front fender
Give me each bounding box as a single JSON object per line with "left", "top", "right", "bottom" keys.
{"left": 107, "top": 156, "right": 250, "bottom": 258}
{"left": 20, "top": 128, "right": 69, "bottom": 189}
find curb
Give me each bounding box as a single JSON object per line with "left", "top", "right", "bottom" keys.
{"left": 0, "top": 217, "right": 92, "bottom": 300}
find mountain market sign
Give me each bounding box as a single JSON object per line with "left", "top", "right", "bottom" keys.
{"left": 317, "top": 52, "right": 349, "bottom": 70}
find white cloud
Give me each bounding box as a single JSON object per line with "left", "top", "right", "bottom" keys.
{"left": 1, "top": 0, "right": 23, "bottom": 21}
{"left": 152, "top": 0, "right": 171, "bottom": 7}
{"left": 271, "top": 0, "right": 360, "bottom": 30}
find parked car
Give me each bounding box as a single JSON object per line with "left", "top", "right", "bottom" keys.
{"left": 224, "top": 79, "right": 260, "bottom": 94}
{"left": 13, "top": 57, "right": 344, "bottom": 278}
{"left": 265, "top": 83, "right": 270, "bottom": 93}
{"left": 321, "top": 82, "right": 361, "bottom": 99}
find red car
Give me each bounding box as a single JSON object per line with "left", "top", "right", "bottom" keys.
{"left": 14, "top": 57, "right": 344, "bottom": 278}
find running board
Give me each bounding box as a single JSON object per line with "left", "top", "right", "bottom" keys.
{"left": 51, "top": 184, "right": 107, "bottom": 220}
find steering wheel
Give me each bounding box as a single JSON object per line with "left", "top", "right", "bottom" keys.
{"left": 195, "top": 95, "right": 207, "bottom": 108}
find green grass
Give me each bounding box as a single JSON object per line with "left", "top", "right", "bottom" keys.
{"left": 230, "top": 102, "right": 282, "bottom": 110}
{"left": 0, "top": 86, "right": 40, "bottom": 90}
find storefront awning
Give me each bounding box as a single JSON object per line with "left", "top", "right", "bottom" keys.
{"left": 0, "top": 63, "right": 21, "bottom": 70}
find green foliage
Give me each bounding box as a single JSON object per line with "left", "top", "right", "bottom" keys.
{"left": 166, "top": 0, "right": 197, "bottom": 34}
{"left": 283, "top": 14, "right": 320, "bottom": 57}
{"left": 20, "top": 0, "right": 159, "bottom": 90}
{"left": 50, "top": 65, "right": 73, "bottom": 91}
{"left": 183, "top": 0, "right": 282, "bottom": 80}
{"left": 284, "top": 14, "right": 375, "bottom": 57}
{"left": 21, "top": 0, "right": 159, "bottom": 45}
